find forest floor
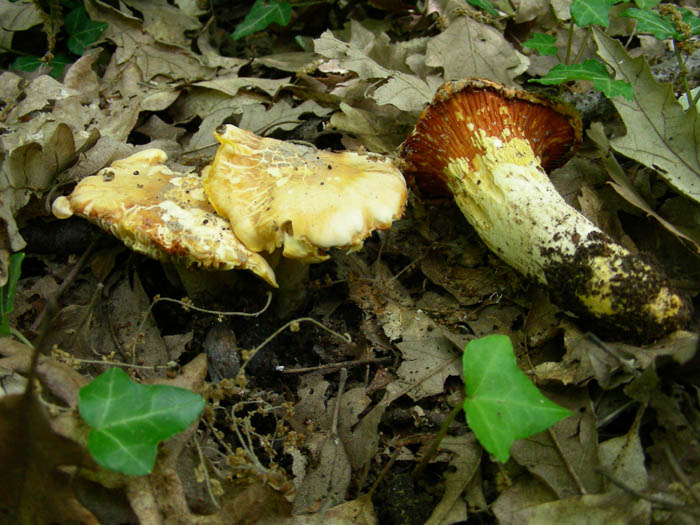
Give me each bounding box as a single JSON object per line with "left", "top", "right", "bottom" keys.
{"left": 2, "top": 1, "right": 700, "bottom": 523}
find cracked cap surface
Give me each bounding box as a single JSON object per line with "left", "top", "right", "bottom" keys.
{"left": 52, "top": 149, "right": 277, "bottom": 286}
{"left": 203, "top": 124, "right": 408, "bottom": 262}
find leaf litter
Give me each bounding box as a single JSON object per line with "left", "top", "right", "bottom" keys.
{"left": 2, "top": 1, "right": 700, "bottom": 524}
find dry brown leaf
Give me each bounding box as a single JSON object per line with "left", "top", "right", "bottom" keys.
{"left": 510, "top": 388, "right": 602, "bottom": 499}
{"left": 507, "top": 492, "right": 651, "bottom": 523}
{"left": 492, "top": 475, "right": 558, "bottom": 524}
{"left": 85, "top": 0, "right": 214, "bottom": 82}
{"left": 0, "top": 123, "right": 76, "bottom": 251}
{"left": 424, "top": 434, "right": 481, "bottom": 525}
{"left": 290, "top": 494, "right": 377, "bottom": 525}
{"left": 121, "top": 0, "right": 201, "bottom": 45}
{"left": 425, "top": 17, "right": 528, "bottom": 84}
{"left": 0, "top": 394, "right": 99, "bottom": 524}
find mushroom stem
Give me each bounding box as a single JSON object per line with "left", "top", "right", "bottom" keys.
{"left": 447, "top": 135, "right": 684, "bottom": 335}
{"left": 402, "top": 79, "right": 690, "bottom": 339}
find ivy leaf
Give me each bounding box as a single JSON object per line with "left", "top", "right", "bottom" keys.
{"left": 11, "top": 53, "right": 72, "bottom": 78}
{"left": 523, "top": 33, "right": 558, "bottom": 56}
{"left": 531, "top": 59, "right": 634, "bottom": 100}
{"left": 633, "top": 0, "right": 660, "bottom": 8}
{"left": 231, "top": 0, "right": 293, "bottom": 41}
{"left": 621, "top": 8, "right": 683, "bottom": 40}
{"left": 681, "top": 7, "right": 700, "bottom": 35}
{"left": 65, "top": 6, "right": 107, "bottom": 55}
{"left": 570, "top": 0, "right": 619, "bottom": 28}
{"left": 79, "top": 368, "right": 205, "bottom": 476}
{"left": 462, "top": 335, "right": 570, "bottom": 463}
{"left": 467, "top": 0, "right": 499, "bottom": 17}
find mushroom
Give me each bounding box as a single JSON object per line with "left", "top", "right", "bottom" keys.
{"left": 203, "top": 124, "right": 408, "bottom": 262}
{"left": 400, "top": 78, "right": 689, "bottom": 339}
{"left": 52, "top": 149, "right": 277, "bottom": 287}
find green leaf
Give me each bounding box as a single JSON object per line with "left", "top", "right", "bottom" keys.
{"left": 65, "top": 6, "right": 107, "bottom": 55}
{"left": 467, "top": 0, "right": 499, "bottom": 17}
{"left": 0, "top": 252, "right": 24, "bottom": 337}
{"left": 79, "top": 368, "right": 205, "bottom": 476}
{"left": 60, "top": 0, "right": 84, "bottom": 8}
{"left": 570, "top": 0, "right": 618, "bottom": 28}
{"left": 681, "top": 7, "right": 700, "bottom": 35}
{"left": 531, "top": 59, "right": 634, "bottom": 100}
{"left": 11, "top": 55, "right": 72, "bottom": 78}
{"left": 523, "top": 32, "right": 558, "bottom": 56}
{"left": 633, "top": 0, "right": 660, "bottom": 7}
{"left": 462, "top": 335, "right": 570, "bottom": 463}
{"left": 621, "top": 8, "right": 683, "bottom": 40}
{"left": 231, "top": 0, "right": 293, "bottom": 41}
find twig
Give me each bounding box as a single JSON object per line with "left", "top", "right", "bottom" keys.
{"left": 317, "top": 367, "right": 349, "bottom": 522}
{"left": 412, "top": 403, "right": 463, "bottom": 480}
{"left": 331, "top": 368, "right": 348, "bottom": 438}
{"left": 367, "top": 446, "right": 401, "bottom": 499}
{"left": 548, "top": 425, "right": 587, "bottom": 494}
{"left": 30, "top": 239, "right": 98, "bottom": 333}
{"left": 193, "top": 436, "right": 221, "bottom": 509}
{"left": 152, "top": 291, "right": 273, "bottom": 317}
{"left": 596, "top": 467, "right": 700, "bottom": 519}
{"left": 238, "top": 317, "right": 351, "bottom": 376}
{"left": 280, "top": 356, "right": 392, "bottom": 374}
{"left": 663, "top": 441, "right": 700, "bottom": 506}
{"left": 130, "top": 292, "right": 273, "bottom": 362}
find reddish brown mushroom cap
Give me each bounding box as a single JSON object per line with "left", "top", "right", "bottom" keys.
{"left": 400, "top": 78, "right": 582, "bottom": 195}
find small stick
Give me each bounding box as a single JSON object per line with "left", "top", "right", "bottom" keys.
{"left": 280, "top": 356, "right": 392, "bottom": 374}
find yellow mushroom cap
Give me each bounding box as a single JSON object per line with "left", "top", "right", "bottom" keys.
{"left": 203, "top": 124, "right": 408, "bottom": 263}
{"left": 51, "top": 149, "right": 277, "bottom": 286}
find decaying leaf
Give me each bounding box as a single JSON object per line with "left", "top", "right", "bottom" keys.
{"left": 0, "top": 123, "right": 76, "bottom": 252}
{"left": 314, "top": 24, "right": 441, "bottom": 112}
{"left": 84, "top": 0, "right": 215, "bottom": 82}
{"left": 594, "top": 28, "right": 700, "bottom": 205}
{"left": 424, "top": 434, "right": 481, "bottom": 525}
{"left": 425, "top": 16, "right": 529, "bottom": 84}
{"left": 588, "top": 121, "right": 700, "bottom": 256}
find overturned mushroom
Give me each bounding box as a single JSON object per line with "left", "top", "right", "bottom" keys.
{"left": 52, "top": 149, "right": 277, "bottom": 286}
{"left": 203, "top": 124, "right": 407, "bottom": 262}
{"left": 400, "top": 78, "right": 689, "bottom": 339}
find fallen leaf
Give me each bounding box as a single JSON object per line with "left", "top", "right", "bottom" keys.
{"left": 425, "top": 16, "right": 528, "bottom": 84}
{"left": 510, "top": 388, "right": 602, "bottom": 498}
{"left": 593, "top": 28, "right": 700, "bottom": 205}
{"left": 588, "top": 111, "right": 700, "bottom": 255}
{"left": 121, "top": 0, "right": 201, "bottom": 45}
{"left": 424, "top": 434, "right": 481, "bottom": 525}
{"left": 0, "top": 123, "right": 76, "bottom": 251}
{"left": 85, "top": 0, "right": 215, "bottom": 82}
{"left": 291, "top": 494, "right": 377, "bottom": 524}
{"left": 0, "top": 394, "right": 99, "bottom": 524}
{"left": 314, "top": 26, "right": 439, "bottom": 112}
